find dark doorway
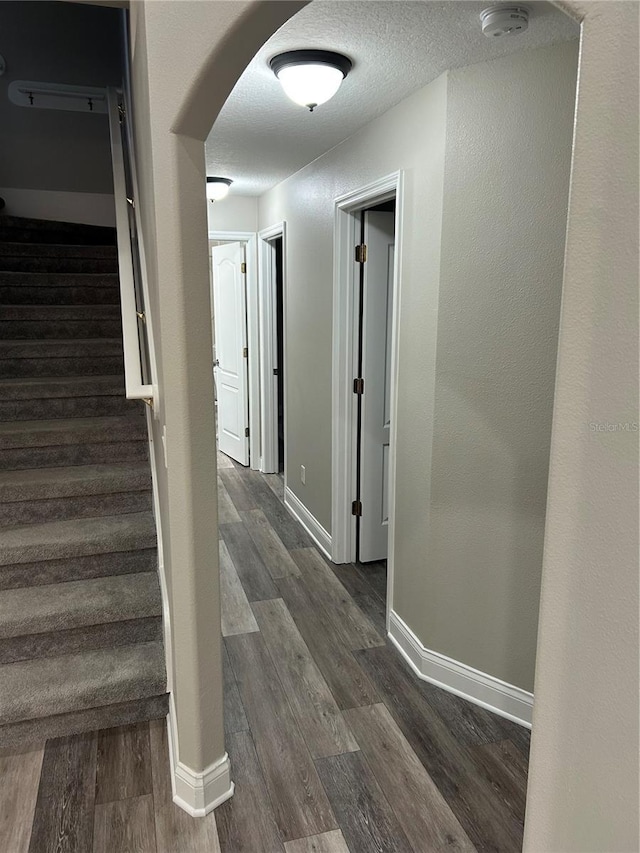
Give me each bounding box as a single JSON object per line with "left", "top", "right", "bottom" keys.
{"left": 274, "top": 236, "right": 285, "bottom": 473}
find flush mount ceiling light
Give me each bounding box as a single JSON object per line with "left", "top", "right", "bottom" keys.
{"left": 269, "top": 50, "right": 352, "bottom": 112}
{"left": 206, "top": 177, "right": 232, "bottom": 201}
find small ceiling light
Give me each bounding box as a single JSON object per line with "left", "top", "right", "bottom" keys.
{"left": 270, "top": 50, "right": 352, "bottom": 112}
{"left": 206, "top": 177, "right": 232, "bottom": 201}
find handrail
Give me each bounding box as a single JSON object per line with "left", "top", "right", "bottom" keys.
{"left": 106, "top": 87, "right": 156, "bottom": 406}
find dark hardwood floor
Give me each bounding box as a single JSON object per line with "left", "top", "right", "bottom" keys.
{"left": 0, "top": 452, "right": 530, "bottom": 852}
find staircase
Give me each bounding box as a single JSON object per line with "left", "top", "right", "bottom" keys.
{"left": 0, "top": 215, "right": 168, "bottom": 748}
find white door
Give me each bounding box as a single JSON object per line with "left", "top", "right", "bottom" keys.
{"left": 359, "top": 211, "right": 395, "bottom": 562}
{"left": 212, "top": 242, "right": 249, "bottom": 465}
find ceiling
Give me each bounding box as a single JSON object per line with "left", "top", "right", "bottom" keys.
{"left": 205, "top": 1, "right": 578, "bottom": 197}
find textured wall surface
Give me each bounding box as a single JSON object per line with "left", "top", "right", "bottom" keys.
{"left": 0, "top": 1, "right": 121, "bottom": 195}
{"left": 129, "top": 0, "right": 638, "bottom": 844}
{"left": 259, "top": 75, "right": 447, "bottom": 534}
{"left": 129, "top": 0, "right": 304, "bottom": 776}
{"left": 417, "top": 41, "right": 579, "bottom": 691}
{"left": 208, "top": 196, "right": 258, "bottom": 233}
{"left": 524, "top": 3, "right": 639, "bottom": 850}
{"left": 259, "top": 40, "right": 578, "bottom": 693}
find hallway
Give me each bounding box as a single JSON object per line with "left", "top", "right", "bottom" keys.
{"left": 215, "top": 454, "right": 530, "bottom": 851}
{"left": 0, "top": 457, "right": 530, "bottom": 852}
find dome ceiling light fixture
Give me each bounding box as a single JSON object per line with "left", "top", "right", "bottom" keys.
{"left": 206, "top": 177, "right": 233, "bottom": 201}
{"left": 269, "top": 50, "right": 353, "bottom": 112}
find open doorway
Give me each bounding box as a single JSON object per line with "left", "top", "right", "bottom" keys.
{"left": 211, "top": 240, "right": 250, "bottom": 466}
{"left": 202, "top": 0, "right": 581, "bottom": 843}
{"left": 209, "top": 230, "right": 261, "bottom": 470}
{"left": 356, "top": 199, "right": 396, "bottom": 565}
{"left": 258, "top": 223, "right": 287, "bottom": 476}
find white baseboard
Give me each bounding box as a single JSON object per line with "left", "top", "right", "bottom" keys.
{"left": 284, "top": 486, "right": 332, "bottom": 559}
{"left": 0, "top": 187, "right": 115, "bottom": 227}
{"left": 173, "top": 754, "right": 234, "bottom": 817}
{"left": 166, "top": 697, "right": 234, "bottom": 817}
{"left": 388, "top": 610, "right": 533, "bottom": 728}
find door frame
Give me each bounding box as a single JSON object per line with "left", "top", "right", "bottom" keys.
{"left": 209, "top": 230, "right": 260, "bottom": 470}
{"left": 331, "top": 172, "right": 404, "bottom": 627}
{"left": 258, "top": 222, "right": 287, "bottom": 477}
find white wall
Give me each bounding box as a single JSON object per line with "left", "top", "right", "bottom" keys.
{"left": 259, "top": 74, "right": 448, "bottom": 534}
{"left": 259, "top": 41, "right": 578, "bottom": 693}
{"left": 129, "top": 0, "right": 639, "bottom": 839}
{"left": 0, "top": 188, "right": 115, "bottom": 227}
{"left": 128, "top": 0, "right": 302, "bottom": 805}
{"left": 0, "top": 1, "right": 122, "bottom": 214}
{"left": 207, "top": 195, "right": 258, "bottom": 233}
{"left": 524, "top": 3, "right": 639, "bottom": 849}
{"left": 413, "top": 41, "right": 579, "bottom": 692}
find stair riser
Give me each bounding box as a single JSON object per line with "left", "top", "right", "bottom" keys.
{"left": 0, "top": 272, "right": 118, "bottom": 286}
{"left": 0, "top": 616, "right": 162, "bottom": 664}
{"left": 0, "top": 320, "right": 122, "bottom": 339}
{"left": 0, "top": 258, "right": 118, "bottom": 273}
{"left": 0, "top": 228, "right": 116, "bottom": 246}
{"left": 0, "top": 491, "right": 152, "bottom": 527}
{"left": 0, "top": 441, "right": 148, "bottom": 471}
{"left": 0, "top": 285, "right": 119, "bottom": 305}
{"left": 0, "top": 548, "right": 157, "bottom": 591}
{"left": 1, "top": 340, "right": 123, "bottom": 358}
{"left": 0, "top": 395, "right": 140, "bottom": 421}
{"left": 0, "top": 244, "right": 117, "bottom": 259}
{"left": 0, "top": 694, "right": 168, "bottom": 751}
{"left": 1, "top": 356, "right": 124, "bottom": 379}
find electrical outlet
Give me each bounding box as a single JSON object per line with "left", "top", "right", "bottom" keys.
{"left": 300, "top": 465, "right": 306, "bottom": 485}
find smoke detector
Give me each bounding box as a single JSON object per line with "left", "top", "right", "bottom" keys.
{"left": 480, "top": 5, "right": 530, "bottom": 37}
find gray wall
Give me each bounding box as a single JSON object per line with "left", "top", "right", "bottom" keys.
{"left": 524, "top": 3, "right": 639, "bottom": 848}
{"left": 128, "top": 0, "right": 638, "bottom": 843}
{"left": 0, "top": 1, "right": 121, "bottom": 194}
{"left": 260, "top": 40, "right": 578, "bottom": 692}
{"left": 259, "top": 75, "right": 448, "bottom": 534}
{"left": 412, "top": 41, "right": 579, "bottom": 691}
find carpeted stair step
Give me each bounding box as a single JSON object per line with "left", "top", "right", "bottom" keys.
{"left": 0, "top": 511, "right": 156, "bottom": 567}
{"left": 0, "top": 547, "right": 157, "bottom": 591}
{"left": 0, "top": 641, "right": 166, "bottom": 727}
{"left": 0, "top": 272, "right": 120, "bottom": 306}
{"left": 0, "top": 573, "right": 160, "bottom": 638}
{"left": 0, "top": 414, "right": 148, "bottom": 470}
{"left": 0, "top": 338, "right": 124, "bottom": 378}
{"left": 0, "top": 572, "right": 160, "bottom": 649}
{"left": 0, "top": 616, "right": 162, "bottom": 665}
{"left": 0, "top": 256, "right": 117, "bottom": 274}
{"left": 0, "top": 572, "right": 161, "bottom": 660}
{"left": 0, "top": 694, "right": 169, "bottom": 750}
{"left": 0, "top": 242, "right": 117, "bottom": 259}
{"left": 0, "top": 462, "right": 152, "bottom": 526}
{"left": 0, "top": 375, "right": 141, "bottom": 421}
{"left": 0, "top": 304, "right": 122, "bottom": 340}
{"left": 0, "top": 216, "right": 116, "bottom": 246}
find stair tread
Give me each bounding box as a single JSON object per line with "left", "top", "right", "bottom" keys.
{"left": 0, "top": 375, "right": 125, "bottom": 399}
{"left": 0, "top": 511, "right": 156, "bottom": 566}
{"left": 0, "top": 242, "right": 117, "bottom": 258}
{"left": 0, "top": 271, "right": 118, "bottom": 286}
{"left": 0, "top": 641, "right": 165, "bottom": 725}
{"left": 0, "top": 572, "right": 161, "bottom": 639}
{"left": 0, "top": 338, "right": 123, "bottom": 358}
{"left": 0, "top": 462, "right": 151, "bottom": 502}
{"left": 0, "top": 415, "right": 146, "bottom": 449}
{"left": 0, "top": 304, "right": 120, "bottom": 318}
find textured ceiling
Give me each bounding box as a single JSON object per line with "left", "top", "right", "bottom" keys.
{"left": 205, "top": 1, "right": 578, "bottom": 197}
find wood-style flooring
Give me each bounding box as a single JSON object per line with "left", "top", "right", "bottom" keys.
{"left": 0, "top": 452, "right": 530, "bottom": 852}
